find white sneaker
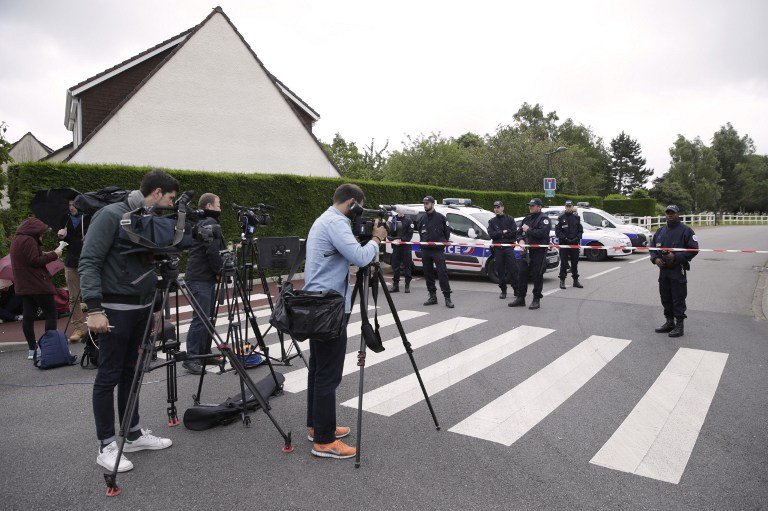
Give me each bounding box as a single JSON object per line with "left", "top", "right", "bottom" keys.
{"left": 122, "top": 429, "right": 172, "bottom": 452}
{"left": 96, "top": 441, "right": 134, "bottom": 472}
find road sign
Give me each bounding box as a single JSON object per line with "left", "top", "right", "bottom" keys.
{"left": 545, "top": 189, "right": 555, "bottom": 198}
{"left": 544, "top": 178, "right": 557, "bottom": 191}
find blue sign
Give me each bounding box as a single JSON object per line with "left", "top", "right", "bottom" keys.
{"left": 544, "top": 178, "right": 557, "bottom": 191}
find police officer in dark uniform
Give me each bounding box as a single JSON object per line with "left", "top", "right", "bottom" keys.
{"left": 509, "top": 198, "right": 551, "bottom": 310}
{"left": 487, "top": 200, "right": 519, "bottom": 299}
{"left": 388, "top": 211, "right": 415, "bottom": 293}
{"left": 555, "top": 200, "right": 584, "bottom": 290}
{"left": 417, "top": 196, "right": 453, "bottom": 308}
{"left": 650, "top": 205, "right": 698, "bottom": 337}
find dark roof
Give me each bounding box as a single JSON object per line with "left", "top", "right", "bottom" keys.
{"left": 10, "top": 132, "right": 53, "bottom": 154}
{"left": 39, "top": 142, "right": 74, "bottom": 161}
{"left": 65, "top": 6, "right": 339, "bottom": 176}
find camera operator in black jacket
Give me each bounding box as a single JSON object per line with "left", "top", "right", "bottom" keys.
{"left": 182, "top": 193, "right": 226, "bottom": 375}
{"left": 488, "top": 200, "right": 519, "bottom": 300}
{"left": 555, "top": 200, "right": 583, "bottom": 290}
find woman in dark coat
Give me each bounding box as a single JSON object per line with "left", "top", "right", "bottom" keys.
{"left": 10, "top": 218, "right": 63, "bottom": 359}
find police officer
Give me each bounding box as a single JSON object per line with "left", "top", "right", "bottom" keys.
{"left": 487, "top": 200, "right": 519, "bottom": 299}
{"left": 417, "top": 196, "right": 453, "bottom": 308}
{"left": 509, "top": 198, "right": 551, "bottom": 310}
{"left": 555, "top": 200, "right": 584, "bottom": 290}
{"left": 388, "top": 211, "right": 415, "bottom": 293}
{"left": 650, "top": 205, "right": 698, "bottom": 337}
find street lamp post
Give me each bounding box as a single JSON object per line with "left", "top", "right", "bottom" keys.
{"left": 545, "top": 146, "right": 568, "bottom": 192}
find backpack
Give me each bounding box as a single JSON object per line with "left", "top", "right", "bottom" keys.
{"left": 80, "top": 332, "right": 99, "bottom": 369}
{"left": 34, "top": 330, "right": 77, "bottom": 369}
{"left": 73, "top": 186, "right": 129, "bottom": 216}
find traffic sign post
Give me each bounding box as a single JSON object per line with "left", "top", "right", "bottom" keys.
{"left": 545, "top": 189, "right": 555, "bottom": 198}
{"left": 544, "top": 178, "right": 556, "bottom": 198}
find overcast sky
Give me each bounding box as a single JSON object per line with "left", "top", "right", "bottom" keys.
{"left": 1, "top": 0, "right": 766, "bottom": 178}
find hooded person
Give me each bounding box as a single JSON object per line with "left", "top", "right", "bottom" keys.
{"left": 10, "top": 218, "right": 63, "bottom": 359}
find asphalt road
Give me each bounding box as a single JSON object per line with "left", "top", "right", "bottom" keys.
{"left": 1, "top": 225, "right": 766, "bottom": 510}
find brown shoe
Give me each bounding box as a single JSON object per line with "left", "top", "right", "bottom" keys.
{"left": 68, "top": 330, "right": 85, "bottom": 343}
{"left": 311, "top": 439, "right": 356, "bottom": 459}
{"left": 308, "top": 426, "right": 350, "bottom": 442}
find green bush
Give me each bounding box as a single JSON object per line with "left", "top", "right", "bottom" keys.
{"left": 602, "top": 198, "right": 657, "bottom": 217}
{"left": 604, "top": 193, "right": 627, "bottom": 201}
{"left": 4, "top": 162, "right": 604, "bottom": 252}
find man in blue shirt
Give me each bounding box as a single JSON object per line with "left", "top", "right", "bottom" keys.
{"left": 303, "top": 183, "right": 386, "bottom": 459}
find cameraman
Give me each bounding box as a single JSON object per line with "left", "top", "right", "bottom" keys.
{"left": 182, "top": 193, "right": 225, "bottom": 375}
{"left": 303, "top": 183, "right": 385, "bottom": 459}
{"left": 79, "top": 169, "right": 177, "bottom": 473}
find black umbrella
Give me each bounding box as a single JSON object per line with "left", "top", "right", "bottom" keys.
{"left": 29, "top": 188, "right": 81, "bottom": 231}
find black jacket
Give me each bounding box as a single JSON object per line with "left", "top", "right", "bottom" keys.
{"left": 417, "top": 210, "right": 451, "bottom": 250}
{"left": 488, "top": 214, "right": 517, "bottom": 244}
{"left": 516, "top": 212, "right": 551, "bottom": 246}
{"left": 555, "top": 212, "right": 583, "bottom": 244}
{"left": 184, "top": 216, "right": 226, "bottom": 282}
{"left": 650, "top": 221, "right": 698, "bottom": 270}
{"left": 62, "top": 214, "right": 89, "bottom": 268}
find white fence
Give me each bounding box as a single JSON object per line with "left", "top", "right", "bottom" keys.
{"left": 617, "top": 213, "right": 768, "bottom": 230}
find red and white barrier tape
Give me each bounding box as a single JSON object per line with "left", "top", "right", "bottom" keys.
{"left": 380, "top": 240, "right": 768, "bottom": 254}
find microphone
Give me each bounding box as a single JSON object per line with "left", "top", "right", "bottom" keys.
{"left": 382, "top": 204, "right": 418, "bottom": 216}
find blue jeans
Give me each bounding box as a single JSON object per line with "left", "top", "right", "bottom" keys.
{"left": 93, "top": 307, "right": 150, "bottom": 443}
{"left": 185, "top": 280, "right": 217, "bottom": 357}
{"left": 306, "top": 324, "right": 348, "bottom": 444}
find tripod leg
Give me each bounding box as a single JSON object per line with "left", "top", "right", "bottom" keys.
{"left": 375, "top": 265, "right": 440, "bottom": 430}
{"left": 166, "top": 350, "right": 179, "bottom": 426}
{"left": 179, "top": 279, "right": 294, "bottom": 452}
{"left": 352, "top": 268, "right": 369, "bottom": 468}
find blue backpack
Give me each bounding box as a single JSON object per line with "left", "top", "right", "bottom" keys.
{"left": 34, "top": 330, "right": 77, "bottom": 369}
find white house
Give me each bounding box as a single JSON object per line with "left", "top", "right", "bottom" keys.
{"left": 61, "top": 6, "right": 339, "bottom": 177}
{"left": 1, "top": 132, "right": 53, "bottom": 208}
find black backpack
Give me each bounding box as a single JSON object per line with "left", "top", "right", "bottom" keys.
{"left": 73, "top": 186, "right": 129, "bottom": 216}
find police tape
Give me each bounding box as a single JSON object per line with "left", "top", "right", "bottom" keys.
{"left": 380, "top": 240, "right": 768, "bottom": 254}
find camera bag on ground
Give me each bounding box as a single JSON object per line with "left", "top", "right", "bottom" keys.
{"left": 73, "top": 186, "right": 129, "bottom": 216}
{"left": 183, "top": 372, "right": 285, "bottom": 431}
{"left": 269, "top": 246, "right": 347, "bottom": 342}
{"left": 34, "top": 330, "right": 76, "bottom": 369}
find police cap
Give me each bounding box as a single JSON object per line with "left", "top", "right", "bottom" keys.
{"left": 528, "top": 198, "right": 543, "bottom": 206}
{"left": 493, "top": 200, "right": 504, "bottom": 207}
{"left": 665, "top": 204, "right": 680, "bottom": 213}
{"left": 423, "top": 196, "right": 435, "bottom": 204}
{"left": 564, "top": 200, "right": 574, "bottom": 206}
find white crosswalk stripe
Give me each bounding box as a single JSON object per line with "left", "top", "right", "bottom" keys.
{"left": 341, "top": 325, "right": 553, "bottom": 415}
{"left": 590, "top": 348, "right": 728, "bottom": 484}
{"left": 449, "top": 335, "right": 631, "bottom": 446}
{"left": 283, "top": 316, "right": 486, "bottom": 393}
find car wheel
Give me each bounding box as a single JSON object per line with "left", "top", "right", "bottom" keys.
{"left": 486, "top": 256, "right": 500, "bottom": 284}
{"left": 585, "top": 242, "right": 607, "bottom": 262}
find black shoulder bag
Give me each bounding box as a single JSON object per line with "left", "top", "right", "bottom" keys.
{"left": 269, "top": 247, "right": 347, "bottom": 342}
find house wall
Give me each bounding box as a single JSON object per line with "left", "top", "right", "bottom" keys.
{"left": 69, "top": 13, "right": 338, "bottom": 177}
{"left": 9, "top": 135, "right": 50, "bottom": 163}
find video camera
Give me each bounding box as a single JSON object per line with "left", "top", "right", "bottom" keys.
{"left": 233, "top": 202, "right": 273, "bottom": 237}
{"left": 349, "top": 203, "right": 415, "bottom": 242}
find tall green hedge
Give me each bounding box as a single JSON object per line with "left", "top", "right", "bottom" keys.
{"left": 602, "top": 198, "right": 656, "bottom": 217}
{"left": 3, "top": 162, "right": 602, "bottom": 253}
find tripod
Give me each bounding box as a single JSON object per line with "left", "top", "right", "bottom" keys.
{"left": 350, "top": 251, "right": 439, "bottom": 468}
{"left": 103, "top": 255, "right": 293, "bottom": 497}
{"left": 237, "top": 235, "right": 305, "bottom": 366}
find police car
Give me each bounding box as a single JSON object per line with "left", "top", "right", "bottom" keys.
{"left": 382, "top": 198, "right": 560, "bottom": 283}
{"left": 542, "top": 203, "right": 652, "bottom": 248}
{"left": 542, "top": 210, "right": 633, "bottom": 261}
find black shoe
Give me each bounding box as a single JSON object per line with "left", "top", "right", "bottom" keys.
{"left": 404, "top": 282, "right": 411, "bottom": 293}
{"left": 388, "top": 283, "right": 400, "bottom": 293}
{"left": 444, "top": 296, "right": 455, "bottom": 308}
{"left": 183, "top": 361, "right": 204, "bottom": 375}
{"left": 655, "top": 317, "right": 675, "bottom": 333}
{"left": 528, "top": 299, "right": 541, "bottom": 310}
{"left": 424, "top": 294, "right": 438, "bottom": 306}
{"left": 559, "top": 279, "right": 566, "bottom": 290}
{"left": 668, "top": 318, "right": 684, "bottom": 338}
{"left": 499, "top": 290, "right": 507, "bottom": 299}
{"left": 573, "top": 278, "right": 583, "bottom": 289}
{"left": 508, "top": 297, "right": 526, "bottom": 307}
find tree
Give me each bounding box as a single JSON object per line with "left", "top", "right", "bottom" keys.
{"left": 629, "top": 188, "right": 650, "bottom": 199}
{"left": 712, "top": 123, "right": 754, "bottom": 212}
{"left": 321, "top": 133, "right": 388, "bottom": 181}
{"left": 609, "top": 132, "right": 653, "bottom": 195}
{"left": 649, "top": 176, "right": 694, "bottom": 213}
{"left": 0, "top": 121, "right": 11, "bottom": 168}
{"left": 381, "top": 133, "right": 476, "bottom": 189}
{"left": 513, "top": 102, "right": 559, "bottom": 141}
{"left": 455, "top": 132, "right": 484, "bottom": 149}
{"left": 737, "top": 154, "right": 768, "bottom": 212}
{"left": 665, "top": 135, "right": 721, "bottom": 212}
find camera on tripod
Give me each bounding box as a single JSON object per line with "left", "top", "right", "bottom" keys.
{"left": 349, "top": 202, "right": 404, "bottom": 241}
{"left": 233, "top": 202, "right": 273, "bottom": 237}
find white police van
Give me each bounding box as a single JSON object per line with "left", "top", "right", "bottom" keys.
{"left": 541, "top": 210, "right": 633, "bottom": 261}
{"left": 383, "top": 198, "right": 560, "bottom": 283}
{"left": 542, "top": 203, "right": 652, "bottom": 248}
